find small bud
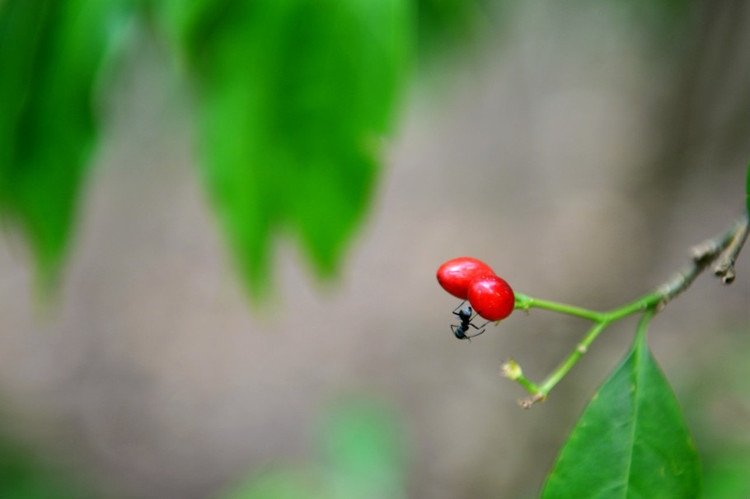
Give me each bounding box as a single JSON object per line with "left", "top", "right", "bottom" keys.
{"left": 501, "top": 358, "right": 523, "bottom": 380}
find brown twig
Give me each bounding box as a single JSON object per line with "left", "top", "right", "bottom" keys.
{"left": 713, "top": 213, "right": 749, "bottom": 284}
{"left": 511, "top": 212, "right": 748, "bottom": 408}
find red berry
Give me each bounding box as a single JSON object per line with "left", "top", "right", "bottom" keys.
{"left": 437, "top": 257, "right": 495, "bottom": 299}
{"left": 468, "top": 275, "right": 515, "bottom": 321}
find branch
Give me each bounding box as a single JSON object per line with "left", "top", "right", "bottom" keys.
{"left": 659, "top": 213, "right": 747, "bottom": 304}
{"left": 510, "top": 213, "right": 748, "bottom": 408}
{"left": 713, "top": 213, "right": 749, "bottom": 284}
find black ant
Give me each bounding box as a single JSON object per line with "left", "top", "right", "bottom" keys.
{"left": 451, "top": 302, "right": 488, "bottom": 341}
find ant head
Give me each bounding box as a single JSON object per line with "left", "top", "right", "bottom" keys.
{"left": 458, "top": 306, "right": 473, "bottom": 320}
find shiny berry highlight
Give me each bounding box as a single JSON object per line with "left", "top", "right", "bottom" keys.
{"left": 436, "top": 257, "right": 496, "bottom": 300}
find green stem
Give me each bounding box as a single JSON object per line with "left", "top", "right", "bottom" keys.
{"left": 514, "top": 293, "right": 604, "bottom": 321}
{"left": 536, "top": 321, "right": 608, "bottom": 396}
{"left": 604, "top": 292, "right": 661, "bottom": 321}
{"left": 516, "top": 374, "right": 541, "bottom": 394}
{"left": 512, "top": 214, "right": 746, "bottom": 408}
{"left": 635, "top": 306, "right": 657, "bottom": 345}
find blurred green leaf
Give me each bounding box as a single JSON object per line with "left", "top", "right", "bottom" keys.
{"left": 160, "top": 0, "right": 412, "bottom": 298}
{"left": 704, "top": 453, "right": 750, "bottom": 499}
{"left": 0, "top": 0, "right": 133, "bottom": 290}
{"left": 0, "top": 429, "right": 92, "bottom": 499}
{"left": 679, "top": 333, "right": 750, "bottom": 499}
{"left": 416, "top": 0, "right": 487, "bottom": 57}
{"left": 221, "top": 469, "right": 326, "bottom": 499}
{"left": 542, "top": 331, "right": 701, "bottom": 498}
{"left": 318, "top": 397, "right": 406, "bottom": 499}
{"left": 219, "top": 396, "right": 406, "bottom": 499}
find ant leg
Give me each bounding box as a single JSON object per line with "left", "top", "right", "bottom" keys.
{"left": 469, "top": 320, "right": 490, "bottom": 330}
{"left": 467, "top": 308, "right": 488, "bottom": 325}
{"left": 465, "top": 328, "right": 486, "bottom": 339}
{"left": 463, "top": 321, "right": 488, "bottom": 340}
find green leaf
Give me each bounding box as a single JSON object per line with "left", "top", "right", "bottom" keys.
{"left": 0, "top": 0, "right": 133, "bottom": 289}
{"left": 162, "top": 0, "right": 412, "bottom": 298}
{"left": 218, "top": 397, "right": 406, "bottom": 499}
{"left": 220, "top": 469, "right": 325, "bottom": 499}
{"left": 542, "top": 331, "right": 701, "bottom": 499}
{"left": 704, "top": 453, "right": 750, "bottom": 499}
{"left": 416, "top": 0, "right": 486, "bottom": 56}
{"left": 0, "top": 428, "right": 94, "bottom": 498}
{"left": 317, "top": 398, "right": 406, "bottom": 499}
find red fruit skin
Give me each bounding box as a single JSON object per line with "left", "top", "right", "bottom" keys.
{"left": 437, "top": 257, "right": 495, "bottom": 299}
{"left": 468, "top": 275, "right": 515, "bottom": 321}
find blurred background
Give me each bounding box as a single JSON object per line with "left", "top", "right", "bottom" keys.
{"left": 0, "top": 0, "right": 748, "bottom": 498}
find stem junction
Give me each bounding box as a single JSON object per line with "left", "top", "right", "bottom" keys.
{"left": 506, "top": 213, "right": 748, "bottom": 408}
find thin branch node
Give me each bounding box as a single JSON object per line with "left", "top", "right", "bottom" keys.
{"left": 690, "top": 240, "right": 722, "bottom": 264}
{"left": 719, "top": 267, "right": 736, "bottom": 284}
{"left": 518, "top": 393, "right": 546, "bottom": 409}
{"left": 655, "top": 297, "right": 668, "bottom": 312}
{"left": 712, "top": 215, "right": 748, "bottom": 285}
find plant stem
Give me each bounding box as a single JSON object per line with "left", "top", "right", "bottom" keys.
{"left": 713, "top": 212, "right": 749, "bottom": 284}
{"left": 513, "top": 214, "right": 747, "bottom": 408}
{"left": 634, "top": 306, "right": 657, "bottom": 345}
{"left": 514, "top": 293, "right": 603, "bottom": 321}
{"left": 515, "top": 374, "right": 541, "bottom": 394}
{"left": 536, "top": 321, "right": 608, "bottom": 396}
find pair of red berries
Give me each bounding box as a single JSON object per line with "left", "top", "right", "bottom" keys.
{"left": 436, "top": 257, "right": 515, "bottom": 322}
